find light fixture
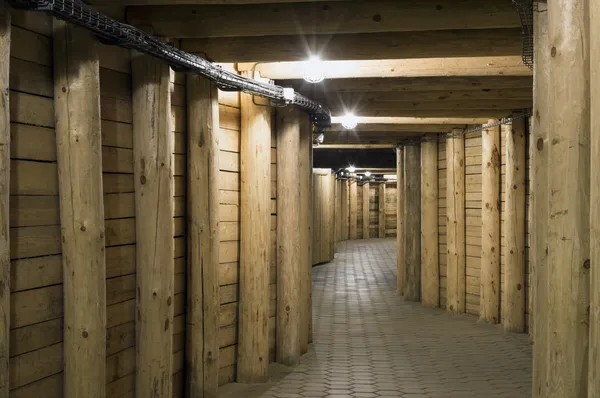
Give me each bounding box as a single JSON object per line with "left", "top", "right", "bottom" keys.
{"left": 316, "top": 133, "right": 325, "bottom": 144}
{"left": 303, "top": 56, "right": 326, "bottom": 84}
{"left": 341, "top": 113, "right": 359, "bottom": 130}
{"left": 282, "top": 87, "right": 295, "bottom": 102}
{"left": 365, "top": 171, "right": 372, "bottom": 177}
{"left": 347, "top": 166, "right": 356, "bottom": 173}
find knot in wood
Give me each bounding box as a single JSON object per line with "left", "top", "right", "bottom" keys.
{"left": 584, "top": 259, "right": 590, "bottom": 269}
{"left": 82, "top": 331, "right": 89, "bottom": 338}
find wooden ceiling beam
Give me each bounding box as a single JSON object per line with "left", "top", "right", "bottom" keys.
{"left": 91, "top": 0, "right": 339, "bottom": 4}
{"left": 181, "top": 28, "right": 521, "bottom": 62}
{"left": 314, "top": 144, "right": 398, "bottom": 149}
{"left": 329, "top": 99, "right": 531, "bottom": 115}
{"left": 330, "top": 109, "right": 517, "bottom": 118}
{"left": 239, "top": 57, "right": 532, "bottom": 79}
{"left": 330, "top": 116, "right": 489, "bottom": 124}
{"left": 328, "top": 124, "right": 464, "bottom": 133}
{"left": 127, "top": 0, "right": 519, "bottom": 38}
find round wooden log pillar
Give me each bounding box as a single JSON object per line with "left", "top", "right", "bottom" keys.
{"left": 362, "top": 183, "right": 370, "bottom": 239}
{"left": 299, "top": 115, "right": 312, "bottom": 354}
{"left": 403, "top": 143, "right": 421, "bottom": 302}
{"left": 420, "top": 139, "right": 439, "bottom": 308}
{"left": 396, "top": 147, "right": 405, "bottom": 296}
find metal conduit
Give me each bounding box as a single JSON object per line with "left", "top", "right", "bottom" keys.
{"left": 7, "top": 0, "right": 332, "bottom": 131}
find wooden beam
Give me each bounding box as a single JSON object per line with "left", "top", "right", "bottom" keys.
{"left": 238, "top": 87, "right": 271, "bottom": 383}
{"left": 362, "top": 183, "right": 370, "bottom": 239}
{"left": 331, "top": 116, "right": 488, "bottom": 125}
{"left": 403, "top": 143, "right": 420, "bottom": 301}
{"left": 503, "top": 116, "right": 526, "bottom": 333}
{"left": 334, "top": 179, "right": 342, "bottom": 244}
{"left": 186, "top": 75, "right": 220, "bottom": 397}
{"left": 334, "top": 109, "right": 517, "bottom": 119}
{"left": 0, "top": 6, "right": 8, "bottom": 397}
{"left": 349, "top": 180, "right": 358, "bottom": 239}
{"left": 355, "top": 168, "right": 397, "bottom": 172}
{"left": 315, "top": 144, "right": 397, "bottom": 149}
{"left": 299, "top": 114, "right": 312, "bottom": 354}
{"left": 446, "top": 132, "right": 465, "bottom": 314}
{"left": 546, "top": 0, "right": 590, "bottom": 395}
{"left": 328, "top": 124, "right": 464, "bottom": 133}
{"left": 241, "top": 56, "right": 532, "bottom": 80}
{"left": 480, "top": 122, "right": 500, "bottom": 324}
{"left": 396, "top": 147, "right": 404, "bottom": 296}
{"left": 129, "top": 0, "right": 519, "bottom": 38}
{"left": 53, "top": 21, "right": 106, "bottom": 398}
{"left": 328, "top": 100, "right": 532, "bottom": 116}
{"left": 182, "top": 28, "right": 522, "bottom": 62}
{"left": 531, "top": 3, "right": 549, "bottom": 396}
{"left": 341, "top": 180, "right": 349, "bottom": 241}
{"left": 276, "top": 107, "right": 301, "bottom": 366}
{"left": 93, "top": 0, "right": 339, "bottom": 4}
{"left": 378, "top": 184, "right": 386, "bottom": 238}
{"left": 132, "top": 51, "right": 174, "bottom": 397}
{"left": 420, "top": 139, "right": 439, "bottom": 308}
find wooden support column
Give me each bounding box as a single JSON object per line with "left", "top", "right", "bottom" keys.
{"left": 238, "top": 90, "right": 271, "bottom": 383}
{"left": 299, "top": 115, "right": 312, "bottom": 354}
{"left": 341, "top": 179, "right": 349, "bottom": 241}
{"left": 591, "top": 1, "right": 600, "bottom": 395}
{"left": 531, "top": 3, "right": 549, "bottom": 396}
{"left": 546, "top": 0, "right": 590, "bottom": 396}
{"left": 421, "top": 139, "right": 439, "bottom": 308}
{"left": 397, "top": 147, "right": 405, "bottom": 296}
{"left": 53, "top": 21, "right": 106, "bottom": 398}
{"left": 362, "top": 183, "right": 370, "bottom": 239}
{"left": 503, "top": 116, "right": 526, "bottom": 333}
{"left": 276, "top": 107, "right": 301, "bottom": 366}
{"left": 132, "top": 52, "right": 174, "bottom": 397}
{"left": 0, "top": 7, "right": 8, "bottom": 397}
{"left": 186, "top": 75, "right": 220, "bottom": 397}
{"left": 446, "top": 132, "right": 465, "bottom": 314}
{"left": 378, "top": 184, "right": 386, "bottom": 238}
{"left": 480, "top": 122, "right": 501, "bottom": 324}
{"left": 403, "top": 143, "right": 421, "bottom": 302}
{"left": 349, "top": 180, "right": 358, "bottom": 239}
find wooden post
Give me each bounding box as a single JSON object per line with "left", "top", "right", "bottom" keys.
{"left": 590, "top": 1, "right": 600, "bottom": 395}
{"left": 404, "top": 143, "right": 421, "bottom": 302}
{"left": 0, "top": 7, "right": 9, "bottom": 397}
{"left": 186, "top": 75, "right": 220, "bottom": 397}
{"left": 132, "top": 52, "right": 174, "bottom": 397}
{"left": 532, "top": 4, "right": 549, "bottom": 396}
{"left": 341, "top": 179, "right": 349, "bottom": 241}
{"left": 480, "top": 122, "right": 501, "bottom": 324}
{"left": 276, "top": 107, "right": 301, "bottom": 366}
{"left": 349, "top": 180, "right": 358, "bottom": 239}
{"left": 299, "top": 116, "right": 312, "bottom": 354}
{"left": 397, "top": 147, "right": 405, "bottom": 296}
{"left": 503, "top": 116, "right": 526, "bottom": 333}
{"left": 546, "top": 0, "right": 590, "bottom": 396}
{"left": 378, "top": 184, "right": 386, "bottom": 238}
{"left": 421, "top": 139, "right": 439, "bottom": 308}
{"left": 238, "top": 90, "right": 271, "bottom": 383}
{"left": 446, "top": 132, "right": 465, "bottom": 314}
{"left": 362, "top": 183, "right": 370, "bottom": 239}
{"left": 53, "top": 21, "right": 106, "bottom": 398}
{"left": 334, "top": 179, "right": 341, "bottom": 244}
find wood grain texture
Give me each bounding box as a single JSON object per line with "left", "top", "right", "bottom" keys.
{"left": 420, "top": 140, "right": 439, "bottom": 308}
{"left": 312, "top": 171, "right": 335, "bottom": 265}
{"left": 0, "top": 6, "right": 8, "bottom": 397}
{"left": 396, "top": 148, "right": 404, "bottom": 296}
{"left": 362, "top": 183, "right": 370, "bottom": 240}
{"left": 186, "top": 75, "right": 220, "bottom": 397}
{"left": 132, "top": 51, "right": 174, "bottom": 397}
{"left": 480, "top": 123, "right": 500, "bottom": 324}
{"left": 341, "top": 180, "right": 349, "bottom": 241}
{"left": 403, "top": 144, "right": 420, "bottom": 302}
{"left": 53, "top": 21, "right": 106, "bottom": 398}
{"left": 349, "top": 181, "right": 358, "bottom": 240}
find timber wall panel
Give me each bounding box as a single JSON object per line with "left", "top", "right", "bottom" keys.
{"left": 8, "top": 12, "right": 64, "bottom": 396}
{"left": 349, "top": 182, "right": 397, "bottom": 239}
{"left": 465, "top": 132, "right": 482, "bottom": 315}
{"left": 438, "top": 137, "right": 448, "bottom": 308}
{"left": 357, "top": 184, "right": 363, "bottom": 239}
{"left": 369, "top": 185, "right": 379, "bottom": 238}
{"left": 385, "top": 183, "right": 397, "bottom": 237}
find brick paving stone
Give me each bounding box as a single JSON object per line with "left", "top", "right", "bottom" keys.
{"left": 220, "top": 239, "right": 532, "bottom": 398}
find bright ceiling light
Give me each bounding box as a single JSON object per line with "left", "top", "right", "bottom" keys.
{"left": 365, "top": 171, "right": 372, "bottom": 177}
{"left": 347, "top": 166, "right": 356, "bottom": 173}
{"left": 341, "top": 113, "right": 359, "bottom": 130}
{"left": 302, "top": 56, "right": 326, "bottom": 84}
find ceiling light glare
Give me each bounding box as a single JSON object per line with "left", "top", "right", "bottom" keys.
{"left": 347, "top": 166, "right": 356, "bottom": 173}
{"left": 282, "top": 87, "right": 295, "bottom": 102}
{"left": 303, "top": 56, "right": 326, "bottom": 84}
{"left": 341, "top": 113, "right": 359, "bottom": 130}
{"left": 365, "top": 171, "right": 372, "bottom": 177}
{"left": 316, "top": 133, "right": 325, "bottom": 144}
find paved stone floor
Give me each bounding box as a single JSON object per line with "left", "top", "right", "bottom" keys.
{"left": 222, "top": 238, "right": 532, "bottom": 398}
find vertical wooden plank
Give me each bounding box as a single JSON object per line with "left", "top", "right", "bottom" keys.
{"left": 446, "top": 132, "right": 465, "bottom": 314}
{"left": 186, "top": 75, "right": 220, "bottom": 397}
{"left": 378, "top": 184, "right": 386, "bottom": 238}
{"left": 590, "top": 0, "right": 600, "bottom": 395}
{"left": 349, "top": 180, "right": 357, "bottom": 240}
{"left": 276, "top": 107, "right": 301, "bottom": 366}
{"left": 334, "top": 179, "right": 341, "bottom": 244}
{"left": 298, "top": 116, "right": 312, "bottom": 354}
{"left": 53, "top": 21, "right": 106, "bottom": 398}
{"left": 546, "top": 0, "right": 590, "bottom": 396}
{"left": 362, "top": 183, "right": 370, "bottom": 239}
{"left": 0, "top": 7, "right": 8, "bottom": 398}
{"left": 237, "top": 90, "right": 270, "bottom": 383}
{"left": 503, "top": 116, "right": 526, "bottom": 333}
{"left": 132, "top": 52, "right": 174, "bottom": 397}
{"left": 397, "top": 147, "right": 405, "bottom": 296}
{"left": 480, "top": 122, "right": 501, "bottom": 324}
{"left": 421, "top": 139, "right": 439, "bottom": 308}
{"left": 404, "top": 144, "right": 421, "bottom": 302}
{"left": 341, "top": 179, "right": 349, "bottom": 241}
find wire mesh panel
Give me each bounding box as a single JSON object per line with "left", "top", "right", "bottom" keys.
{"left": 513, "top": 0, "right": 534, "bottom": 70}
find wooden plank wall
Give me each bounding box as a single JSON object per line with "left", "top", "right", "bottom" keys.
{"left": 353, "top": 183, "right": 397, "bottom": 239}
{"left": 385, "top": 183, "right": 397, "bottom": 236}
{"left": 438, "top": 137, "right": 448, "bottom": 308}
{"left": 357, "top": 184, "right": 363, "bottom": 239}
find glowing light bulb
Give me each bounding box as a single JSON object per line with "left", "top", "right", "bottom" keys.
{"left": 347, "top": 166, "right": 356, "bottom": 173}
{"left": 365, "top": 171, "right": 372, "bottom": 177}
{"left": 341, "top": 113, "right": 358, "bottom": 130}
{"left": 316, "top": 133, "right": 325, "bottom": 144}
{"left": 303, "top": 56, "right": 326, "bottom": 84}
